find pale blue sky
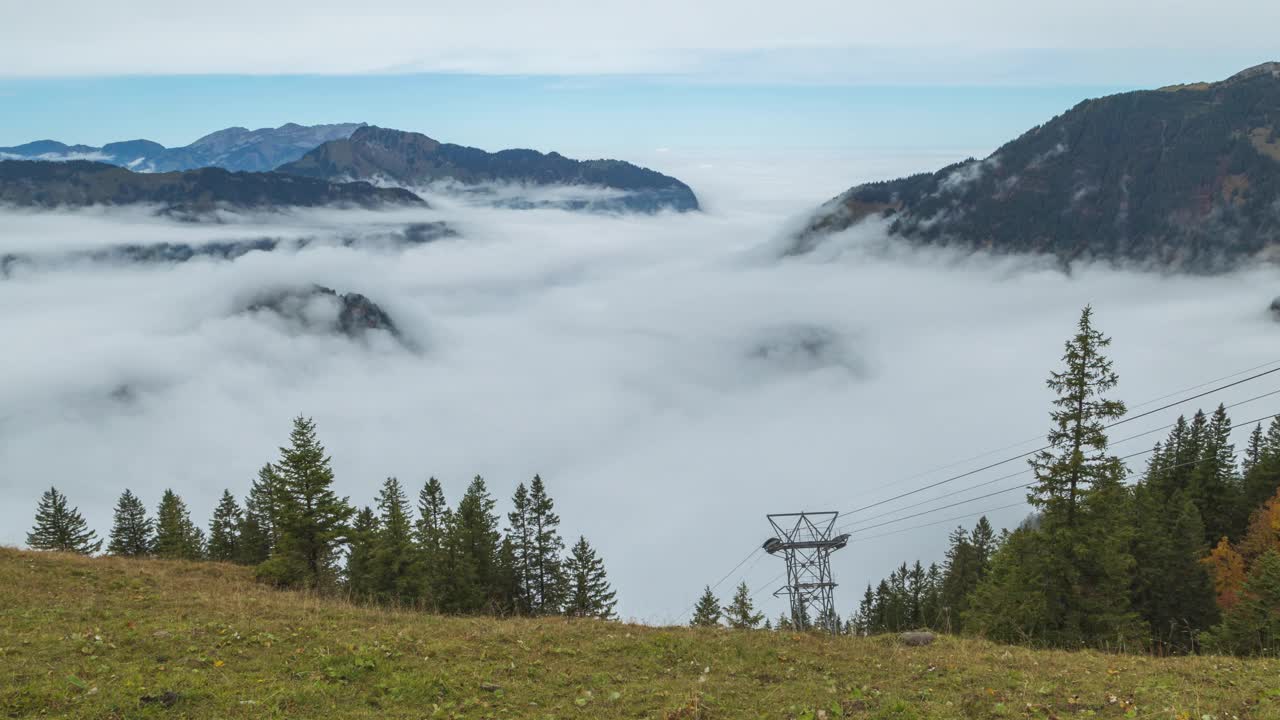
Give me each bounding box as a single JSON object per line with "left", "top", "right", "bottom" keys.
{"left": 0, "top": 74, "right": 1140, "bottom": 157}
{"left": 0, "top": 0, "right": 1274, "bottom": 157}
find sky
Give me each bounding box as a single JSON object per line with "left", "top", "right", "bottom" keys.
{"left": 0, "top": 0, "right": 1276, "bottom": 153}
{"left": 2, "top": 0, "right": 1280, "bottom": 622}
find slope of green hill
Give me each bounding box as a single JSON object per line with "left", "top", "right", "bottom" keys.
{"left": 2, "top": 547, "right": 1278, "bottom": 719}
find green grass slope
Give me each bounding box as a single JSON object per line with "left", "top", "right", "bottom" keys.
{"left": 2, "top": 547, "right": 1279, "bottom": 719}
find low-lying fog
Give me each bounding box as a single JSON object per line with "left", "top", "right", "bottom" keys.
{"left": 2, "top": 148, "right": 1278, "bottom": 623}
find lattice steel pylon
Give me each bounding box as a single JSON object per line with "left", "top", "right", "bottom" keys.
{"left": 763, "top": 512, "right": 850, "bottom": 634}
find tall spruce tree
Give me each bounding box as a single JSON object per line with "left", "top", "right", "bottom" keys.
{"left": 505, "top": 482, "right": 535, "bottom": 614}
{"left": 970, "top": 308, "right": 1142, "bottom": 647}
{"left": 415, "top": 477, "right": 451, "bottom": 608}
{"left": 528, "top": 475, "right": 566, "bottom": 614}
{"left": 690, "top": 585, "right": 722, "bottom": 627}
{"left": 1028, "top": 306, "right": 1127, "bottom": 524}
{"left": 27, "top": 487, "right": 101, "bottom": 554}
{"left": 154, "top": 489, "right": 205, "bottom": 560}
{"left": 441, "top": 476, "right": 502, "bottom": 612}
{"left": 107, "top": 489, "right": 153, "bottom": 557}
{"left": 259, "top": 416, "right": 353, "bottom": 588}
{"left": 563, "top": 536, "right": 617, "bottom": 619}
{"left": 370, "top": 477, "right": 424, "bottom": 605}
{"left": 207, "top": 490, "right": 243, "bottom": 562}
{"left": 723, "top": 581, "right": 764, "bottom": 629}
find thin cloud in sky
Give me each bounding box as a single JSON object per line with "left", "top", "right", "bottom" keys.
{"left": 0, "top": 0, "right": 1275, "bottom": 82}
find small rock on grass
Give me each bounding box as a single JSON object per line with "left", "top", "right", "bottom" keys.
{"left": 899, "top": 631, "right": 936, "bottom": 646}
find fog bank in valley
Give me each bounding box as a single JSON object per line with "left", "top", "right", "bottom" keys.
{"left": 2, "top": 148, "right": 1278, "bottom": 622}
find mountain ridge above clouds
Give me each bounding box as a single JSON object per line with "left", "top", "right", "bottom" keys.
{"left": 789, "top": 61, "right": 1280, "bottom": 273}
{"left": 0, "top": 159, "right": 424, "bottom": 215}
{"left": 0, "top": 123, "right": 366, "bottom": 173}
{"left": 276, "top": 125, "right": 701, "bottom": 213}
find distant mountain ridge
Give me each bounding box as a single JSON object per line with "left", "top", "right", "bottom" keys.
{"left": 277, "top": 126, "right": 700, "bottom": 213}
{"left": 0, "top": 160, "right": 422, "bottom": 215}
{"left": 0, "top": 123, "right": 364, "bottom": 173}
{"left": 792, "top": 62, "right": 1280, "bottom": 272}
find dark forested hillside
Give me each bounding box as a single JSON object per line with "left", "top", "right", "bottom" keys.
{"left": 792, "top": 62, "right": 1280, "bottom": 271}
{"left": 277, "top": 126, "right": 700, "bottom": 213}
{"left": 0, "top": 160, "right": 423, "bottom": 213}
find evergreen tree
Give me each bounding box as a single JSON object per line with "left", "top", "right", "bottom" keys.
{"left": 1242, "top": 423, "right": 1264, "bottom": 478}
{"left": 415, "top": 477, "right": 451, "bottom": 608}
{"left": 993, "top": 306, "right": 1143, "bottom": 647}
{"left": 27, "top": 487, "right": 101, "bottom": 554}
{"left": 154, "top": 489, "right": 205, "bottom": 560}
{"left": 1240, "top": 418, "right": 1280, "bottom": 533}
{"left": 690, "top": 585, "right": 722, "bottom": 627}
{"left": 1191, "top": 405, "right": 1240, "bottom": 545}
{"left": 1028, "top": 306, "right": 1127, "bottom": 525}
{"left": 370, "top": 477, "right": 424, "bottom": 605}
{"left": 1173, "top": 412, "right": 1208, "bottom": 494}
{"left": 207, "top": 490, "right": 243, "bottom": 562}
{"left": 939, "top": 527, "right": 976, "bottom": 632}
{"left": 937, "top": 516, "right": 998, "bottom": 633}
{"left": 415, "top": 477, "right": 450, "bottom": 552}
{"left": 494, "top": 536, "right": 522, "bottom": 616}
{"left": 921, "top": 562, "right": 944, "bottom": 628}
{"left": 440, "top": 476, "right": 502, "bottom": 612}
{"left": 345, "top": 507, "right": 380, "bottom": 599}
{"left": 564, "top": 536, "right": 617, "bottom": 619}
{"left": 723, "top": 581, "right": 764, "bottom": 629}
{"left": 106, "top": 489, "right": 153, "bottom": 557}
{"left": 505, "top": 482, "right": 534, "bottom": 614}
{"left": 528, "top": 475, "right": 567, "bottom": 615}
{"left": 236, "top": 464, "right": 281, "bottom": 565}
{"left": 854, "top": 584, "right": 876, "bottom": 634}
{"left": 259, "top": 416, "right": 353, "bottom": 588}
{"left": 1069, "top": 466, "right": 1144, "bottom": 646}
{"left": 964, "top": 528, "right": 1052, "bottom": 642}
{"left": 1129, "top": 484, "right": 1218, "bottom": 652}
{"left": 906, "top": 560, "right": 927, "bottom": 627}
{"left": 1206, "top": 549, "right": 1280, "bottom": 655}
{"left": 873, "top": 579, "right": 892, "bottom": 632}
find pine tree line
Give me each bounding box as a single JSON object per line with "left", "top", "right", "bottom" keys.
{"left": 849, "top": 307, "right": 1280, "bottom": 655}
{"left": 24, "top": 416, "right": 618, "bottom": 620}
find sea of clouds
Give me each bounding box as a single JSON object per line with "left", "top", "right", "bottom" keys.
{"left": 2, "top": 147, "right": 1278, "bottom": 623}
